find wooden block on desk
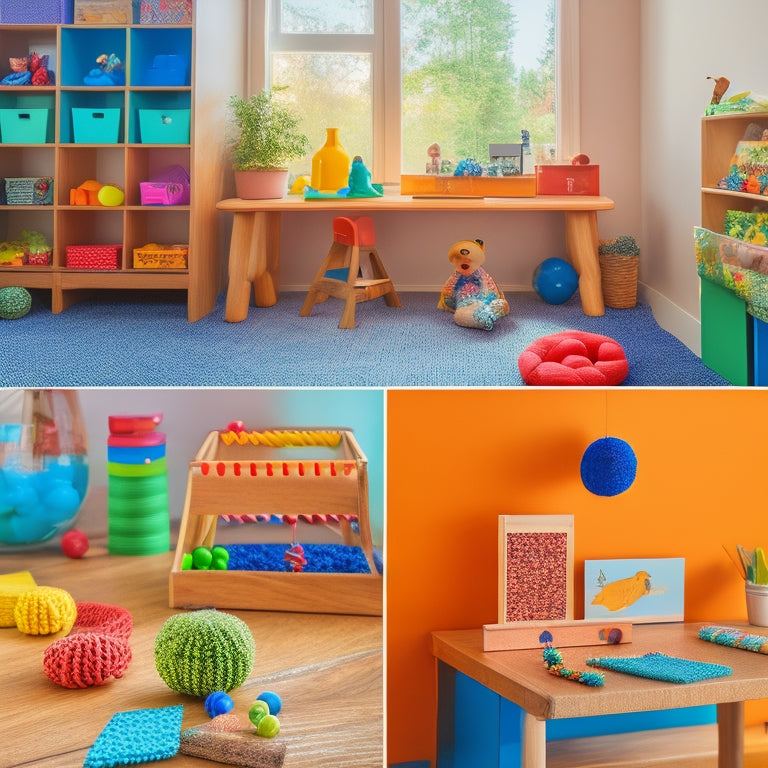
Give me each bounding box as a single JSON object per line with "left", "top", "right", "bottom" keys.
{"left": 482, "top": 619, "right": 632, "bottom": 651}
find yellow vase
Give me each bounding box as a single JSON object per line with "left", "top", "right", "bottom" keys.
{"left": 311, "top": 128, "right": 350, "bottom": 193}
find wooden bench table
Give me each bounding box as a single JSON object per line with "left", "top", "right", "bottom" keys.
{"left": 216, "top": 189, "right": 615, "bottom": 321}
{"left": 432, "top": 623, "right": 768, "bottom": 768}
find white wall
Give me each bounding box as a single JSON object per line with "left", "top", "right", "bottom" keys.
{"left": 640, "top": 0, "right": 768, "bottom": 353}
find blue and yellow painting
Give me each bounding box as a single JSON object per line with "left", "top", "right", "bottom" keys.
{"left": 584, "top": 558, "right": 685, "bottom": 623}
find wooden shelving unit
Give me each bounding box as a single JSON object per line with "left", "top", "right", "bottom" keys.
{"left": 0, "top": 4, "right": 245, "bottom": 320}
{"left": 699, "top": 111, "right": 768, "bottom": 385}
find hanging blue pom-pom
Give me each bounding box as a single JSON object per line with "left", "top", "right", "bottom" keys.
{"left": 580, "top": 437, "right": 637, "bottom": 497}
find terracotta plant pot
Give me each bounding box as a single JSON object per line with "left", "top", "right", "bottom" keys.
{"left": 234, "top": 169, "right": 288, "bottom": 200}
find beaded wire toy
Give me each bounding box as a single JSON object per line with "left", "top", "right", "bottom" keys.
{"left": 699, "top": 625, "right": 768, "bottom": 654}
{"left": 540, "top": 631, "right": 605, "bottom": 687}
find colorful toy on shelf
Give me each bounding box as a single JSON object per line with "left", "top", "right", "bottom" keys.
{"left": 426, "top": 142, "right": 442, "bottom": 174}
{"left": 69, "top": 179, "right": 124, "bottom": 207}
{"left": 84, "top": 53, "right": 125, "bottom": 86}
{"left": 438, "top": 238, "right": 509, "bottom": 330}
{"left": 310, "top": 127, "right": 350, "bottom": 193}
{"left": 304, "top": 155, "right": 383, "bottom": 199}
{"left": 1, "top": 52, "right": 52, "bottom": 86}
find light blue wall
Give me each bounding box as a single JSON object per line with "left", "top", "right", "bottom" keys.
{"left": 76, "top": 388, "right": 385, "bottom": 545}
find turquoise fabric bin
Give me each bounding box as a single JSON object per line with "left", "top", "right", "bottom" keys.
{"left": 72, "top": 108, "right": 122, "bottom": 144}
{"left": 138, "top": 108, "right": 190, "bottom": 144}
{"left": 0, "top": 109, "right": 52, "bottom": 144}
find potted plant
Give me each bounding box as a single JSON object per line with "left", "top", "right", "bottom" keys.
{"left": 598, "top": 235, "right": 640, "bottom": 309}
{"left": 228, "top": 88, "right": 310, "bottom": 200}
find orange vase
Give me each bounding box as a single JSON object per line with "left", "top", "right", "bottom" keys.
{"left": 311, "top": 128, "right": 350, "bottom": 193}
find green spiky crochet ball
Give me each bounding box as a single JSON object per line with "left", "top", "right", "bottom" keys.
{"left": 154, "top": 609, "right": 255, "bottom": 696}
{"left": 0, "top": 286, "right": 32, "bottom": 319}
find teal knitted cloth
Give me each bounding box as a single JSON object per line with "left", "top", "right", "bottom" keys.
{"left": 84, "top": 706, "right": 183, "bottom": 767}
{"left": 585, "top": 652, "right": 732, "bottom": 684}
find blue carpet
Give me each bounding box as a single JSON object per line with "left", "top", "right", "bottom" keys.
{"left": 223, "top": 543, "right": 372, "bottom": 573}
{"left": 0, "top": 289, "right": 728, "bottom": 387}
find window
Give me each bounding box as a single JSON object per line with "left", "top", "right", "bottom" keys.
{"left": 254, "top": 0, "right": 577, "bottom": 183}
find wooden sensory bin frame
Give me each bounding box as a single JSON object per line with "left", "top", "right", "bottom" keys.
{"left": 170, "top": 427, "right": 382, "bottom": 616}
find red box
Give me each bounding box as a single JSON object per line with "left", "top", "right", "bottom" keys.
{"left": 65, "top": 244, "right": 122, "bottom": 270}
{"left": 535, "top": 164, "right": 600, "bottom": 195}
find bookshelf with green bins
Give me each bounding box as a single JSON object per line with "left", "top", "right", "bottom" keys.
{"left": 0, "top": 4, "right": 247, "bottom": 320}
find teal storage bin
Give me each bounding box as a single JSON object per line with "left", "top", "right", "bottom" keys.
{"left": 72, "top": 108, "right": 122, "bottom": 144}
{"left": 138, "top": 109, "right": 190, "bottom": 144}
{"left": 0, "top": 109, "right": 52, "bottom": 144}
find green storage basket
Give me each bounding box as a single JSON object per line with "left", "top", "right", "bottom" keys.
{"left": 72, "top": 108, "right": 122, "bottom": 144}
{"left": 0, "top": 109, "right": 52, "bottom": 144}
{"left": 138, "top": 108, "right": 190, "bottom": 144}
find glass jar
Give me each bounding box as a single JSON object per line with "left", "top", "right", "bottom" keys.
{"left": 0, "top": 389, "right": 89, "bottom": 548}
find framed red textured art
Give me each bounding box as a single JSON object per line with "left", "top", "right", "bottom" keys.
{"left": 498, "top": 515, "right": 574, "bottom": 623}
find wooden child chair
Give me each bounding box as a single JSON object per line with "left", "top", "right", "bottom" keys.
{"left": 299, "top": 215, "right": 401, "bottom": 329}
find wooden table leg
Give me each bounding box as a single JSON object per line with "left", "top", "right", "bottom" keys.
{"left": 225, "top": 211, "right": 280, "bottom": 322}
{"left": 436, "top": 660, "right": 457, "bottom": 768}
{"left": 522, "top": 712, "right": 546, "bottom": 768}
{"left": 564, "top": 210, "right": 605, "bottom": 317}
{"left": 717, "top": 701, "right": 744, "bottom": 768}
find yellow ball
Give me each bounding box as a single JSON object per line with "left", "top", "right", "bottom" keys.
{"left": 97, "top": 185, "right": 125, "bottom": 207}
{"left": 14, "top": 586, "right": 77, "bottom": 635}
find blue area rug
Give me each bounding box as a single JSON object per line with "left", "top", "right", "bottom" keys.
{"left": 0, "top": 289, "right": 728, "bottom": 387}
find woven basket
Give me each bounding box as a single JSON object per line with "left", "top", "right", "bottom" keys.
{"left": 599, "top": 252, "right": 639, "bottom": 309}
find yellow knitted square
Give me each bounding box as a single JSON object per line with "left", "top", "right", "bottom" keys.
{"left": 0, "top": 571, "right": 37, "bottom": 627}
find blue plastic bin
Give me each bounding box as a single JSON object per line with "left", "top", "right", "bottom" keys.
{"left": 72, "top": 107, "right": 122, "bottom": 144}
{"left": 0, "top": 0, "right": 73, "bottom": 22}
{"left": 138, "top": 108, "right": 190, "bottom": 144}
{"left": 0, "top": 109, "right": 52, "bottom": 144}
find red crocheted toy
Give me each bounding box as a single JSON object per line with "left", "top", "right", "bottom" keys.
{"left": 43, "top": 602, "right": 133, "bottom": 689}
{"left": 518, "top": 330, "right": 629, "bottom": 386}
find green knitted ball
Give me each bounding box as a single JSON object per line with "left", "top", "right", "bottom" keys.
{"left": 154, "top": 609, "right": 255, "bottom": 696}
{"left": 0, "top": 286, "right": 32, "bottom": 319}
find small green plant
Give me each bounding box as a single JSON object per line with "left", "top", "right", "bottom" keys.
{"left": 228, "top": 88, "right": 310, "bottom": 171}
{"left": 598, "top": 235, "right": 640, "bottom": 257}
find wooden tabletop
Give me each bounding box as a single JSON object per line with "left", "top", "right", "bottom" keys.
{"left": 432, "top": 623, "right": 768, "bottom": 721}
{"left": 0, "top": 543, "right": 383, "bottom": 767}
{"left": 216, "top": 187, "right": 615, "bottom": 213}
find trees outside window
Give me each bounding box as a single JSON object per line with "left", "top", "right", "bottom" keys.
{"left": 265, "top": 0, "right": 557, "bottom": 180}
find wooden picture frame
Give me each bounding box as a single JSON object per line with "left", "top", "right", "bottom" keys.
{"left": 498, "top": 515, "right": 574, "bottom": 624}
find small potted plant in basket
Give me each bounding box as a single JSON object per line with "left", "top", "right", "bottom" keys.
{"left": 598, "top": 235, "right": 640, "bottom": 309}
{"left": 23, "top": 230, "right": 52, "bottom": 266}
{"left": 228, "top": 87, "right": 310, "bottom": 200}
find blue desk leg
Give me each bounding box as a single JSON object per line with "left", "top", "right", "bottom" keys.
{"left": 436, "top": 662, "right": 526, "bottom": 768}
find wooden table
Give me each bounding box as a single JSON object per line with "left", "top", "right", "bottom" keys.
{"left": 432, "top": 623, "right": 768, "bottom": 768}
{"left": 216, "top": 189, "right": 615, "bottom": 321}
{"left": 0, "top": 543, "right": 382, "bottom": 767}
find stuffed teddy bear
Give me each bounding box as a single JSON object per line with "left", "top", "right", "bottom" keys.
{"left": 437, "top": 238, "right": 509, "bottom": 330}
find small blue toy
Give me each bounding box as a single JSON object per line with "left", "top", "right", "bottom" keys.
{"left": 532, "top": 257, "right": 579, "bottom": 305}
{"left": 204, "top": 691, "right": 234, "bottom": 718}
{"left": 453, "top": 158, "right": 483, "bottom": 177}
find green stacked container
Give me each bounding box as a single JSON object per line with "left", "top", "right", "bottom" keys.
{"left": 107, "top": 413, "right": 170, "bottom": 555}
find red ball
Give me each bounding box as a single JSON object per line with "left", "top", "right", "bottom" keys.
{"left": 61, "top": 530, "right": 89, "bottom": 558}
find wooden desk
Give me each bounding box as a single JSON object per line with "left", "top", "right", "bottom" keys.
{"left": 0, "top": 544, "right": 382, "bottom": 767}
{"left": 216, "top": 190, "right": 615, "bottom": 321}
{"left": 432, "top": 623, "right": 768, "bottom": 768}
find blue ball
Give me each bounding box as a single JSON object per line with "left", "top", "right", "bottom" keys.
{"left": 532, "top": 258, "right": 579, "bottom": 305}
{"left": 580, "top": 437, "right": 637, "bottom": 497}
{"left": 204, "top": 691, "right": 234, "bottom": 718}
{"left": 257, "top": 690, "right": 282, "bottom": 715}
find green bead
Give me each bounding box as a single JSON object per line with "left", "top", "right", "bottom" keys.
{"left": 211, "top": 553, "right": 229, "bottom": 570}
{"left": 192, "top": 546, "right": 213, "bottom": 570}
{"left": 248, "top": 700, "right": 269, "bottom": 726}
{"left": 256, "top": 714, "right": 280, "bottom": 738}
{"left": 181, "top": 553, "right": 193, "bottom": 570}
{"left": 212, "top": 546, "right": 229, "bottom": 563}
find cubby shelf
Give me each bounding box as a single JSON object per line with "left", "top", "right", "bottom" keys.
{"left": 0, "top": 11, "right": 234, "bottom": 320}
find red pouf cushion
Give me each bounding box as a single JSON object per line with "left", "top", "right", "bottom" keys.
{"left": 518, "top": 330, "right": 629, "bottom": 386}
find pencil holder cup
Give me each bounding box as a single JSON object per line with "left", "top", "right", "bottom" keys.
{"left": 745, "top": 581, "right": 768, "bottom": 626}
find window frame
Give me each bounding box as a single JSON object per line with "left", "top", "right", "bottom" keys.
{"left": 249, "top": 0, "right": 579, "bottom": 183}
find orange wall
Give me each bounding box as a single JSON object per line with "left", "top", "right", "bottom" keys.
{"left": 386, "top": 389, "right": 768, "bottom": 766}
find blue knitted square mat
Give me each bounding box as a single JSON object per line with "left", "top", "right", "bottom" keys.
{"left": 84, "top": 706, "right": 183, "bottom": 767}
{"left": 586, "top": 652, "right": 732, "bottom": 684}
